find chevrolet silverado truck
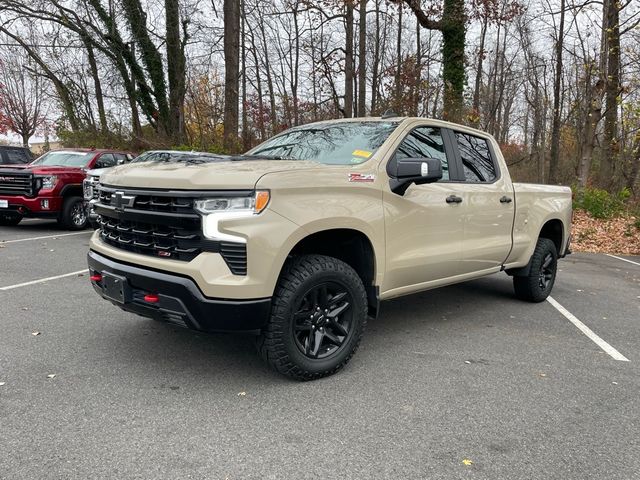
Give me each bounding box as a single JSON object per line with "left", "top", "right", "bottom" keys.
{"left": 87, "top": 117, "right": 572, "bottom": 380}
{"left": 0, "top": 148, "right": 131, "bottom": 228}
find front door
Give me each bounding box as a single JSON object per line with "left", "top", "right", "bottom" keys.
{"left": 382, "top": 125, "right": 468, "bottom": 295}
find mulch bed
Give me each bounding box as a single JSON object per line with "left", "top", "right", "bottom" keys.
{"left": 571, "top": 209, "right": 640, "bottom": 255}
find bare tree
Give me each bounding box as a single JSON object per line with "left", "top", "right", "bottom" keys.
{"left": 0, "top": 56, "right": 46, "bottom": 147}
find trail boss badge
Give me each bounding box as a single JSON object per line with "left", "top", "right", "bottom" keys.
{"left": 348, "top": 173, "right": 376, "bottom": 183}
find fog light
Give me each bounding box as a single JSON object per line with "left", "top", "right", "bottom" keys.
{"left": 41, "top": 199, "right": 49, "bottom": 210}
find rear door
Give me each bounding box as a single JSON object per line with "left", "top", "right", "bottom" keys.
{"left": 448, "top": 130, "right": 515, "bottom": 274}
{"left": 382, "top": 124, "right": 467, "bottom": 293}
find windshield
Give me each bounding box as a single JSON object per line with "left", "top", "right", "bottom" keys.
{"left": 32, "top": 151, "right": 94, "bottom": 167}
{"left": 248, "top": 121, "right": 399, "bottom": 165}
{"left": 132, "top": 151, "right": 223, "bottom": 164}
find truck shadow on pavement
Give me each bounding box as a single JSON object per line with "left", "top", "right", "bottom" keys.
{"left": 101, "top": 275, "right": 524, "bottom": 382}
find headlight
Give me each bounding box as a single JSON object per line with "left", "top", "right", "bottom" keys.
{"left": 40, "top": 176, "right": 58, "bottom": 190}
{"left": 83, "top": 176, "right": 100, "bottom": 200}
{"left": 196, "top": 191, "right": 270, "bottom": 242}
{"left": 194, "top": 191, "right": 270, "bottom": 215}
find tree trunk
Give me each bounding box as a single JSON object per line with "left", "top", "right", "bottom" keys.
{"left": 121, "top": 0, "right": 171, "bottom": 136}
{"left": 395, "top": 3, "right": 402, "bottom": 112}
{"left": 357, "top": 0, "right": 367, "bottom": 117}
{"left": 165, "top": 0, "right": 186, "bottom": 145}
{"left": 82, "top": 36, "right": 108, "bottom": 134}
{"left": 344, "top": 2, "right": 354, "bottom": 118}
{"left": 440, "top": 0, "right": 465, "bottom": 122}
{"left": 223, "top": 0, "right": 241, "bottom": 152}
{"left": 599, "top": 0, "right": 621, "bottom": 190}
{"left": 370, "top": 0, "right": 381, "bottom": 114}
{"left": 548, "top": 0, "right": 566, "bottom": 184}
{"left": 472, "top": 14, "right": 488, "bottom": 121}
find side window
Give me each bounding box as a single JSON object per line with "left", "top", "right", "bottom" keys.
{"left": 114, "top": 154, "right": 128, "bottom": 165}
{"left": 5, "top": 149, "right": 30, "bottom": 164}
{"left": 455, "top": 133, "right": 496, "bottom": 183}
{"left": 396, "top": 127, "right": 449, "bottom": 180}
{"left": 95, "top": 153, "right": 117, "bottom": 169}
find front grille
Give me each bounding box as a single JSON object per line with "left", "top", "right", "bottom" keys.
{"left": 0, "top": 171, "right": 34, "bottom": 196}
{"left": 95, "top": 186, "right": 248, "bottom": 275}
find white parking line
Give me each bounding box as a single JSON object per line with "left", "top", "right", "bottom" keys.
{"left": 606, "top": 254, "right": 640, "bottom": 267}
{"left": 547, "top": 296, "right": 629, "bottom": 362}
{"left": 0, "top": 269, "right": 89, "bottom": 291}
{"left": 0, "top": 231, "right": 92, "bottom": 244}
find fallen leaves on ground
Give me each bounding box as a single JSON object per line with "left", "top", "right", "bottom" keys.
{"left": 47, "top": 374, "right": 56, "bottom": 379}
{"left": 31, "top": 331, "right": 41, "bottom": 336}
{"left": 237, "top": 391, "right": 246, "bottom": 397}
{"left": 462, "top": 459, "right": 474, "bottom": 466}
{"left": 572, "top": 210, "right": 640, "bottom": 255}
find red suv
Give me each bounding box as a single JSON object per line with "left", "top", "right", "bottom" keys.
{"left": 0, "top": 149, "right": 132, "bottom": 229}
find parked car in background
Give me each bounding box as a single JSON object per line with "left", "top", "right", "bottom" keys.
{"left": 0, "top": 148, "right": 132, "bottom": 228}
{"left": 84, "top": 151, "right": 220, "bottom": 228}
{"left": 0, "top": 146, "right": 35, "bottom": 165}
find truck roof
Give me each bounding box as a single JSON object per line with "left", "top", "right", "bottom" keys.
{"left": 298, "top": 116, "right": 494, "bottom": 139}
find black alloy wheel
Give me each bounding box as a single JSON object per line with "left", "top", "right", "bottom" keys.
{"left": 293, "top": 282, "right": 353, "bottom": 360}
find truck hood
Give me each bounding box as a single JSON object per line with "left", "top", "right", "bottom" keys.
{"left": 99, "top": 159, "right": 323, "bottom": 190}
{"left": 13, "top": 165, "right": 86, "bottom": 175}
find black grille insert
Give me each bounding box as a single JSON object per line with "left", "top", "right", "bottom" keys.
{"left": 96, "top": 186, "right": 249, "bottom": 274}
{"left": 0, "top": 170, "right": 34, "bottom": 196}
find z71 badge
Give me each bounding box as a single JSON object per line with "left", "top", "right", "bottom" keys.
{"left": 348, "top": 173, "right": 376, "bottom": 183}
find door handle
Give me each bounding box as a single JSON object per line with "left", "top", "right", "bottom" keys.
{"left": 446, "top": 195, "right": 463, "bottom": 204}
{"left": 500, "top": 196, "right": 513, "bottom": 204}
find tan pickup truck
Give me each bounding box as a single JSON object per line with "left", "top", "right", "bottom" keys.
{"left": 87, "top": 117, "right": 572, "bottom": 380}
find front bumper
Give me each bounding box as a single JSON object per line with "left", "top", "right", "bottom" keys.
{"left": 88, "top": 250, "right": 271, "bottom": 333}
{"left": 0, "top": 194, "right": 62, "bottom": 217}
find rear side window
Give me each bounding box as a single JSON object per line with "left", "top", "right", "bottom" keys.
{"left": 95, "top": 153, "right": 117, "bottom": 169}
{"left": 455, "top": 133, "right": 496, "bottom": 183}
{"left": 396, "top": 127, "right": 449, "bottom": 181}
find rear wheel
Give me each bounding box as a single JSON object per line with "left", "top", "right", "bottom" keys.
{"left": 513, "top": 238, "right": 558, "bottom": 303}
{"left": 0, "top": 213, "right": 22, "bottom": 226}
{"left": 257, "top": 255, "right": 368, "bottom": 381}
{"left": 59, "top": 196, "right": 87, "bottom": 230}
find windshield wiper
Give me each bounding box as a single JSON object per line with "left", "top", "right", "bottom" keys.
{"left": 233, "top": 154, "right": 289, "bottom": 161}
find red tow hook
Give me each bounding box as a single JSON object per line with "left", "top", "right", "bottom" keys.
{"left": 144, "top": 294, "right": 160, "bottom": 304}
{"left": 90, "top": 273, "right": 103, "bottom": 282}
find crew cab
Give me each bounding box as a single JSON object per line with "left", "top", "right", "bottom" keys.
{"left": 87, "top": 118, "right": 572, "bottom": 380}
{"left": 0, "top": 149, "right": 131, "bottom": 228}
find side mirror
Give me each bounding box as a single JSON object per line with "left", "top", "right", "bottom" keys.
{"left": 389, "top": 157, "right": 443, "bottom": 195}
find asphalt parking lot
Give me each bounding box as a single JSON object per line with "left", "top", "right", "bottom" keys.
{"left": 1, "top": 220, "right": 639, "bottom": 479}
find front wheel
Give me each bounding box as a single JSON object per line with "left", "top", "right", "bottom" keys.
{"left": 513, "top": 238, "right": 558, "bottom": 303}
{"left": 257, "top": 255, "right": 368, "bottom": 381}
{"left": 59, "top": 196, "right": 87, "bottom": 230}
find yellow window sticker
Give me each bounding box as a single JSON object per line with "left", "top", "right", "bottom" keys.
{"left": 352, "top": 149, "right": 373, "bottom": 159}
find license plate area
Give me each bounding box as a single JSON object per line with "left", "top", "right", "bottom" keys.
{"left": 102, "top": 272, "right": 130, "bottom": 304}
{"left": 0, "top": 200, "right": 8, "bottom": 208}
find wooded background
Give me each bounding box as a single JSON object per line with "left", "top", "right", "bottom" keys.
{"left": 0, "top": 0, "right": 639, "bottom": 193}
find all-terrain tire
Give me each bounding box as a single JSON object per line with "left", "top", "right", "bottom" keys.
{"left": 513, "top": 238, "right": 558, "bottom": 303}
{"left": 59, "top": 196, "right": 87, "bottom": 230}
{"left": 257, "top": 254, "right": 368, "bottom": 381}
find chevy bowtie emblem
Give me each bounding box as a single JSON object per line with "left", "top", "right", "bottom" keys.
{"left": 112, "top": 191, "right": 136, "bottom": 211}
